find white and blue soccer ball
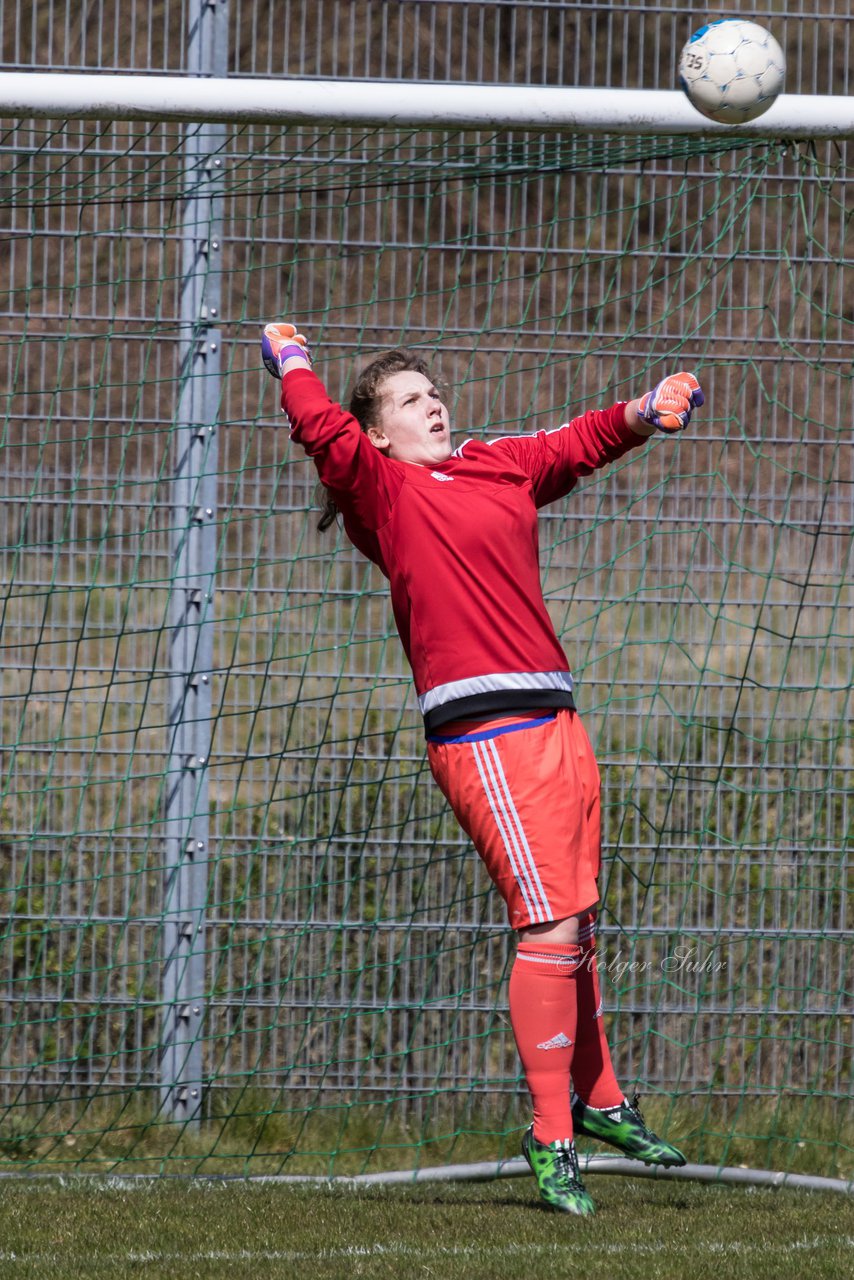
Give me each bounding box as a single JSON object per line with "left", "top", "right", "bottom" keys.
{"left": 678, "top": 19, "right": 786, "bottom": 125}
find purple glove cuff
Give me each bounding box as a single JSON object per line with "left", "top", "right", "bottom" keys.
{"left": 277, "top": 343, "right": 311, "bottom": 365}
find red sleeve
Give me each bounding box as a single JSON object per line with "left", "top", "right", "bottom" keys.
{"left": 279, "top": 367, "right": 403, "bottom": 533}
{"left": 485, "top": 403, "right": 649, "bottom": 507}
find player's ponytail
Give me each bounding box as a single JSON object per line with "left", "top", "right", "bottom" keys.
{"left": 316, "top": 348, "right": 433, "bottom": 532}
{"left": 316, "top": 487, "right": 340, "bottom": 532}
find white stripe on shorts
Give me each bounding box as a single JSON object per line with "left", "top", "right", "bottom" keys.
{"left": 471, "top": 736, "right": 552, "bottom": 925}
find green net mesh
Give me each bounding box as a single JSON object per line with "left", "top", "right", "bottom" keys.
{"left": 0, "top": 117, "right": 851, "bottom": 1177}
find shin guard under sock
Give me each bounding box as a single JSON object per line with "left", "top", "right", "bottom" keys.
{"left": 570, "top": 912, "right": 623, "bottom": 1110}
{"left": 509, "top": 941, "right": 582, "bottom": 1145}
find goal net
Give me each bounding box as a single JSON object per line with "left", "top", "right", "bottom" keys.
{"left": 0, "top": 104, "right": 851, "bottom": 1181}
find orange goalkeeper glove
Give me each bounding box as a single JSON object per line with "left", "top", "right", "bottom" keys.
{"left": 261, "top": 322, "right": 312, "bottom": 378}
{"left": 637, "top": 372, "right": 704, "bottom": 433}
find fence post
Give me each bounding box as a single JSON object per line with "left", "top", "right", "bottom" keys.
{"left": 160, "top": 0, "right": 228, "bottom": 1126}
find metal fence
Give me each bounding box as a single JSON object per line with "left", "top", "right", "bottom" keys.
{"left": 1, "top": 1, "right": 852, "bottom": 1144}
{"left": 4, "top": 0, "right": 854, "bottom": 95}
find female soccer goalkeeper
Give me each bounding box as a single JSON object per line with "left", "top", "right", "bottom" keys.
{"left": 262, "top": 322, "right": 703, "bottom": 1216}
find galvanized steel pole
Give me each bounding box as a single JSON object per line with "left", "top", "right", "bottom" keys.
{"left": 160, "top": 0, "right": 228, "bottom": 1125}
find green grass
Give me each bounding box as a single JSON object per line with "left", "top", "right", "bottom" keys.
{"left": 4, "top": 1095, "right": 851, "bottom": 1183}
{"left": 0, "top": 1177, "right": 852, "bottom": 1279}
{"left": 3, "top": 1095, "right": 852, "bottom": 1186}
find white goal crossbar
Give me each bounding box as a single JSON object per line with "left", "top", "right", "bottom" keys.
{"left": 1, "top": 71, "right": 853, "bottom": 135}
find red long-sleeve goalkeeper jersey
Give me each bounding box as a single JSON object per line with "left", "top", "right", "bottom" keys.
{"left": 280, "top": 368, "right": 648, "bottom": 733}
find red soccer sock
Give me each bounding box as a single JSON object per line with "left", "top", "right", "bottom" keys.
{"left": 508, "top": 941, "right": 582, "bottom": 1145}
{"left": 570, "top": 913, "right": 624, "bottom": 1110}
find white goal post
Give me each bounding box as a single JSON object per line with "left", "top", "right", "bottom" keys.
{"left": 1, "top": 71, "right": 854, "bottom": 136}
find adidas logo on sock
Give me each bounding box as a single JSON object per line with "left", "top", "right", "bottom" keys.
{"left": 536, "top": 1031, "right": 574, "bottom": 1050}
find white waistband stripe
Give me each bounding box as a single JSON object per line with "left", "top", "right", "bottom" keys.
{"left": 418, "top": 669, "right": 574, "bottom": 714}
{"left": 516, "top": 951, "right": 580, "bottom": 968}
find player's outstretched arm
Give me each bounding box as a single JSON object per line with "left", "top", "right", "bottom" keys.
{"left": 260, "top": 320, "right": 402, "bottom": 537}
{"left": 261, "top": 321, "right": 313, "bottom": 378}
{"left": 627, "top": 371, "right": 705, "bottom": 435}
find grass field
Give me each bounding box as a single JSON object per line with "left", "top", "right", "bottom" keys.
{"left": 1, "top": 1175, "right": 852, "bottom": 1280}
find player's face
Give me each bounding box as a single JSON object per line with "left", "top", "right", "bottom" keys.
{"left": 366, "top": 371, "right": 452, "bottom": 466}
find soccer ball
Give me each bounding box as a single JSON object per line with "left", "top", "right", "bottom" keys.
{"left": 678, "top": 19, "right": 786, "bottom": 125}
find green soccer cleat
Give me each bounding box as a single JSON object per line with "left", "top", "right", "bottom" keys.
{"left": 521, "top": 1125, "right": 596, "bottom": 1216}
{"left": 571, "top": 1093, "right": 686, "bottom": 1167}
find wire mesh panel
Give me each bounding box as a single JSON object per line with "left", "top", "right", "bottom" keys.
{"left": 4, "top": 0, "right": 854, "bottom": 96}
{"left": 0, "top": 0, "right": 852, "bottom": 1177}
{"left": 0, "top": 111, "right": 851, "bottom": 1175}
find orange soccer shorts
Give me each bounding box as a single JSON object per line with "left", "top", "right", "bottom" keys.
{"left": 426, "top": 707, "right": 601, "bottom": 930}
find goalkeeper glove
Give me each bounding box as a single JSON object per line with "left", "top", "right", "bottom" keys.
{"left": 637, "top": 372, "right": 704, "bottom": 433}
{"left": 261, "top": 322, "right": 313, "bottom": 378}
